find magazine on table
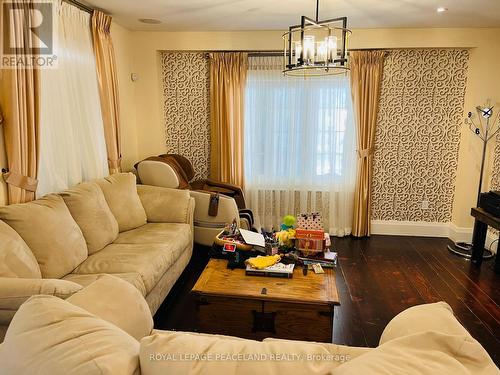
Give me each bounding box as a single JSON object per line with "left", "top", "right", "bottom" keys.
{"left": 245, "top": 262, "right": 295, "bottom": 278}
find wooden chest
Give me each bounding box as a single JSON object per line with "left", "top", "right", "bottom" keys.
{"left": 192, "top": 259, "right": 339, "bottom": 342}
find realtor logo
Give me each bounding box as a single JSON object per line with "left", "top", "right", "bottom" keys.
{"left": 1, "top": 0, "right": 57, "bottom": 68}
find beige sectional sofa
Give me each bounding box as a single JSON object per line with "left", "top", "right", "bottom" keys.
{"left": 0, "top": 173, "right": 194, "bottom": 341}
{"left": 0, "top": 274, "right": 497, "bottom": 375}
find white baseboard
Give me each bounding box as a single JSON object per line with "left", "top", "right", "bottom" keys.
{"left": 371, "top": 220, "right": 450, "bottom": 237}
{"left": 371, "top": 220, "right": 498, "bottom": 254}
{"left": 447, "top": 223, "right": 473, "bottom": 244}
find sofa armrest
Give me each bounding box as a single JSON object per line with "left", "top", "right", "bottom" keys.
{"left": 0, "top": 277, "right": 82, "bottom": 325}
{"left": 137, "top": 185, "right": 194, "bottom": 225}
{"left": 67, "top": 275, "right": 153, "bottom": 341}
{"left": 263, "top": 337, "right": 371, "bottom": 360}
{"left": 187, "top": 196, "right": 195, "bottom": 235}
{"left": 140, "top": 330, "right": 368, "bottom": 374}
{"left": 379, "top": 302, "right": 471, "bottom": 345}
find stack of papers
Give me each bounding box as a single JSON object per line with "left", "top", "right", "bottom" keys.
{"left": 239, "top": 229, "right": 265, "bottom": 247}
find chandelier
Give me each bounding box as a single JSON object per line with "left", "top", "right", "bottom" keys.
{"left": 282, "top": 0, "right": 352, "bottom": 76}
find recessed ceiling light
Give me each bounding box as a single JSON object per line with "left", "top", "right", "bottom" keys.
{"left": 436, "top": 7, "right": 448, "bottom": 13}
{"left": 138, "top": 18, "right": 162, "bottom": 24}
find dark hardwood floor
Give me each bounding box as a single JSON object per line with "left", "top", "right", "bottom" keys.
{"left": 154, "top": 235, "right": 500, "bottom": 366}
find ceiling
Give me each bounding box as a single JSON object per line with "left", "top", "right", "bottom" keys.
{"left": 82, "top": 0, "right": 500, "bottom": 31}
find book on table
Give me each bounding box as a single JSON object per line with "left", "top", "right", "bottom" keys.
{"left": 245, "top": 263, "right": 295, "bottom": 278}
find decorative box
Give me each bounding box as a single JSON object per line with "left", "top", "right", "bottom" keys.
{"left": 296, "top": 212, "right": 323, "bottom": 230}
{"left": 295, "top": 229, "right": 325, "bottom": 240}
{"left": 295, "top": 229, "right": 325, "bottom": 254}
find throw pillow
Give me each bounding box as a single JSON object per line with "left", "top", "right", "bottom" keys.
{"left": 96, "top": 173, "right": 147, "bottom": 232}
{"left": 0, "top": 194, "right": 88, "bottom": 278}
{"left": 60, "top": 181, "right": 119, "bottom": 254}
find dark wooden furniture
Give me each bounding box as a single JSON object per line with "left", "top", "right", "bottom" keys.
{"left": 157, "top": 237, "right": 499, "bottom": 365}
{"left": 471, "top": 207, "right": 500, "bottom": 274}
{"left": 191, "top": 258, "right": 340, "bottom": 342}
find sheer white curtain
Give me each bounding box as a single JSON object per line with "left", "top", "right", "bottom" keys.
{"left": 37, "top": 1, "right": 108, "bottom": 197}
{"left": 244, "top": 56, "right": 356, "bottom": 236}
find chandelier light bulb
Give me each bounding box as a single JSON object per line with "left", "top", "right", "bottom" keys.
{"left": 294, "top": 42, "right": 302, "bottom": 64}
{"left": 303, "top": 35, "right": 316, "bottom": 65}
{"left": 326, "top": 35, "right": 338, "bottom": 62}
{"left": 317, "top": 40, "right": 328, "bottom": 63}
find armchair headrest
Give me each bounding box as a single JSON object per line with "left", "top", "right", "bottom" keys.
{"left": 159, "top": 154, "right": 195, "bottom": 182}
{"left": 135, "top": 157, "right": 190, "bottom": 189}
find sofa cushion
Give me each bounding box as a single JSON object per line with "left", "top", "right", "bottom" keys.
{"left": 0, "top": 295, "right": 139, "bottom": 375}
{"left": 379, "top": 301, "right": 471, "bottom": 345}
{"left": 144, "top": 246, "right": 192, "bottom": 315}
{"left": 0, "top": 277, "right": 82, "bottom": 325}
{"left": 63, "top": 272, "right": 147, "bottom": 296}
{"left": 140, "top": 330, "right": 361, "bottom": 375}
{"left": 67, "top": 275, "right": 153, "bottom": 341}
{"left": 115, "top": 223, "right": 191, "bottom": 246}
{"left": 60, "top": 181, "right": 119, "bottom": 254}
{"left": 333, "top": 331, "right": 497, "bottom": 375}
{"left": 72, "top": 243, "right": 184, "bottom": 293}
{"left": 137, "top": 184, "right": 192, "bottom": 223}
{"left": 0, "top": 220, "right": 41, "bottom": 278}
{"left": 0, "top": 195, "right": 88, "bottom": 278}
{"left": 96, "top": 173, "right": 147, "bottom": 232}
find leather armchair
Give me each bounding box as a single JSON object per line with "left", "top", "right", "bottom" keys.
{"left": 190, "top": 178, "right": 246, "bottom": 209}
{"left": 159, "top": 154, "right": 247, "bottom": 209}
{"left": 135, "top": 155, "right": 255, "bottom": 246}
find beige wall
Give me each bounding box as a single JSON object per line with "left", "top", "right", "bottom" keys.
{"left": 113, "top": 29, "right": 286, "bottom": 167}
{"left": 111, "top": 23, "right": 139, "bottom": 172}
{"left": 112, "top": 26, "right": 500, "bottom": 229}
{"left": 1, "top": 24, "right": 496, "bottom": 228}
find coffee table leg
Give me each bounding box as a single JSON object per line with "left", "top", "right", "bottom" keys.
{"left": 321, "top": 306, "right": 334, "bottom": 343}
{"left": 331, "top": 308, "right": 334, "bottom": 343}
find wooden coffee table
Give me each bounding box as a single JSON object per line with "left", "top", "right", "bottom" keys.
{"left": 191, "top": 258, "right": 340, "bottom": 342}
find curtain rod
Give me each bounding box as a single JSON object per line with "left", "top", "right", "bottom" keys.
{"left": 62, "top": 0, "right": 93, "bottom": 14}
{"left": 166, "top": 49, "right": 385, "bottom": 58}
{"left": 248, "top": 51, "right": 283, "bottom": 57}
{"left": 165, "top": 47, "right": 468, "bottom": 56}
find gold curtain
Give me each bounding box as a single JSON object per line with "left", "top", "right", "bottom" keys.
{"left": 209, "top": 52, "right": 248, "bottom": 186}
{"left": 91, "top": 10, "right": 122, "bottom": 174}
{"left": 350, "top": 50, "right": 386, "bottom": 237}
{"left": 0, "top": 1, "right": 40, "bottom": 204}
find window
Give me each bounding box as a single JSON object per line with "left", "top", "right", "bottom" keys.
{"left": 37, "top": 2, "right": 108, "bottom": 197}
{"left": 244, "top": 56, "right": 356, "bottom": 235}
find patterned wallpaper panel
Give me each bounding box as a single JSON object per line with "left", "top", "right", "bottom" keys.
{"left": 372, "top": 49, "right": 469, "bottom": 222}
{"left": 160, "top": 52, "right": 210, "bottom": 181}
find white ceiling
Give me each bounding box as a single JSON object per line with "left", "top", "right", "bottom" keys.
{"left": 82, "top": 0, "right": 500, "bottom": 31}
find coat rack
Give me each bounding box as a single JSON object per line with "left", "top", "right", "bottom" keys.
{"left": 448, "top": 103, "right": 500, "bottom": 259}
